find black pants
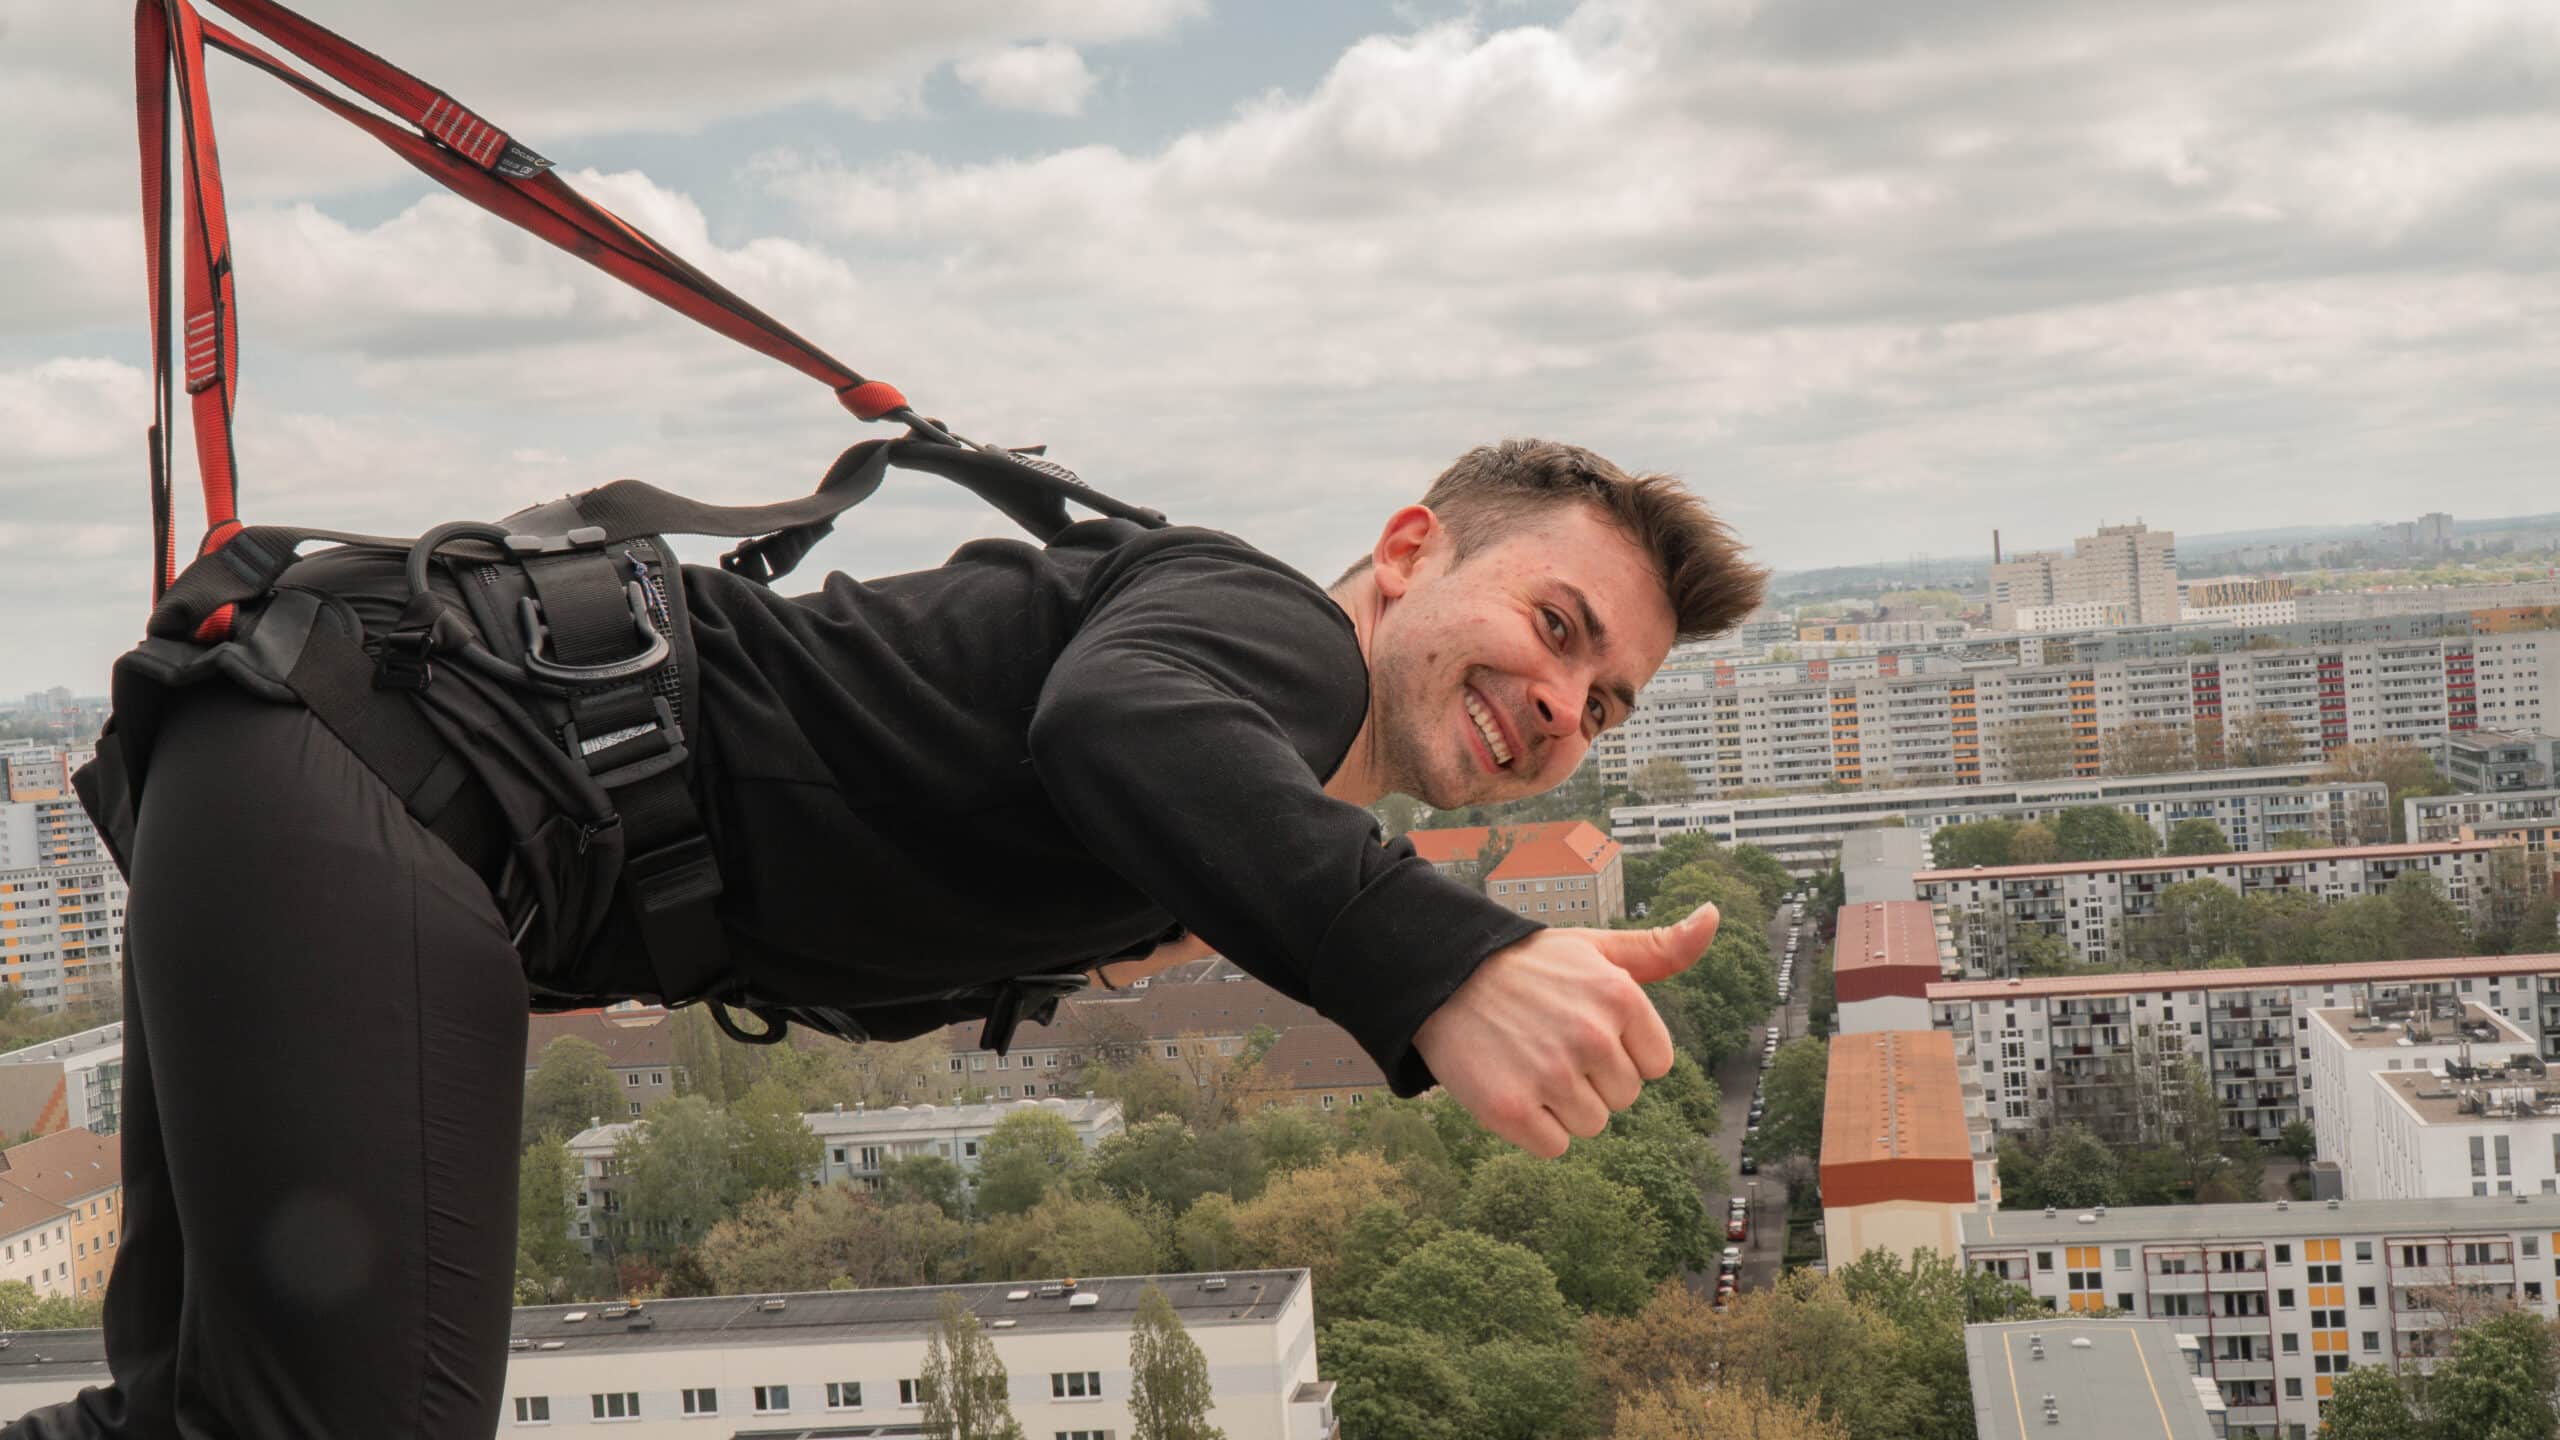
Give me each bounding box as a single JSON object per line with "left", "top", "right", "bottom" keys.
{"left": 4, "top": 687, "right": 530, "bottom": 1438}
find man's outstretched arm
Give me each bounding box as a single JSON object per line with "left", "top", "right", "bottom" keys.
{"left": 1414, "top": 904, "right": 1719, "bottom": 1157}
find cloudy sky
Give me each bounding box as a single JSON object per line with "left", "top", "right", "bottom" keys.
{"left": 6, "top": 0, "right": 2560, "bottom": 690}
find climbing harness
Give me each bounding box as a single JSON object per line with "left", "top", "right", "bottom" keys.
{"left": 89, "top": 0, "right": 1166, "bottom": 1053}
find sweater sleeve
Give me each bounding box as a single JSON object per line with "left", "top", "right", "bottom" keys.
{"left": 1025, "top": 543, "right": 1542, "bottom": 1096}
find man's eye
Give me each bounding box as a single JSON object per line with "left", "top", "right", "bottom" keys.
{"left": 1586, "top": 696, "right": 1607, "bottom": 727}
{"left": 1542, "top": 608, "right": 1568, "bottom": 644}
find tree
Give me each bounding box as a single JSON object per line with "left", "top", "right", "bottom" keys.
{"left": 973, "top": 1191, "right": 1164, "bottom": 1282}
{"left": 2226, "top": 710, "right": 2304, "bottom": 768}
{"left": 883, "top": 1152, "right": 971, "bottom": 1220}
{"left": 2207, "top": 1138, "right": 2266, "bottom": 1204}
{"left": 1930, "top": 818, "right": 2017, "bottom": 871}
{"left": 973, "top": 1108, "right": 1088, "bottom": 1217}
{"left": 2101, "top": 721, "right": 2190, "bottom": 777}
{"left": 2318, "top": 1364, "right": 2421, "bottom": 1440}
{"left": 1092, "top": 1115, "right": 1261, "bottom": 1218}
{"left": 1319, "top": 1320, "right": 1475, "bottom": 1440}
{"left": 1611, "top": 1381, "right": 1849, "bottom": 1440}
{"left": 1128, "top": 1281, "right": 1226, "bottom": 1440}
{"left": 1228, "top": 1151, "right": 1417, "bottom": 1307}
{"left": 2009, "top": 820, "right": 2060, "bottom": 864}
{"left": 921, "top": 1291, "right": 1028, "bottom": 1440}
{"left": 1456, "top": 1151, "right": 1664, "bottom": 1315}
{"left": 1364, "top": 1230, "right": 1576, "bottom": 1346}
{"left": 0, "top": 1280, "right": 103, "bottom": 1332}
{"left": 1175, "top": 1193, "right": 1243, "bottom": 1271}
{"left": 2427, "top": 1309, "right": 2560, "bottom": 1440}
{"left": 729, "top": 1078, "right": 823, "bottom": 1203}
{"left": 2271, "top": 828, "right": 2322, "bottom": 850}
{"left": 1083, "top": 1054, "right": 1196, "bottom": 1126}
{"left": 2164, "top": 818, "right": 2232, "bottom": 856}
{"left": 523, "top": 1035, "right": 626, "bottom": 1147}
{"left": 613, "top": 1096, "right": 741, "bottom": 1257}
{"left": 1632, "top": 756, "right": 1697, "bottom": 805}
{"left": 1449, "top": 1338, "right": 1588, "bottom": 1440}
{"left": 2385, "top": 872, "right": 2471, "bottom": 960}
{"left": 2054, "top": 806, "right": 2157, "bottom": 861}
{"left": 2122, "top": 879, "right": 2252, "bottom": 969}
{"left": 516, "top": 1136, "right": 587, "bottom": 1302}
{"left": 1993, "top": 715, "right": 2079, "bottom": 781}
{"left": 2163, "top": 1061, "right": 2226, "bottom": 1196}
{"left": 2279, "top": 1120, "right": 2318, "bottom": 1163}
{"left": 1244, "top": 1104, "right": 1334, "bottom": 1177}
{"left": 697, "top": 1184, "right": 967, "bottom": 1293}
{"left": 1576, "top": 1132, "right": 1718, "bottom": 1276}
{"left": 1447, "top": 827, "right": 1519, "bottom": 896}
{"left": 2001, "top": 1126, "right": 2123, "bottom": 1211}
{"left": 1755, "top": 1038, "right": 1827, "bottom": 1165}
{"left": 2323, "top": 742, "right": 2454, "bottom": 842}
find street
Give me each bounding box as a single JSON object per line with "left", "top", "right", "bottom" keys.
{"left": 1704, "top": 895, "right": 1813, "bottom": 1298}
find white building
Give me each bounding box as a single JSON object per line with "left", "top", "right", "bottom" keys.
{"left": 2303, "top": 998, "right": 2539, "bottom": 1200}
{"left": 1613, "top": 765, "right": 2385, "bottom": 877}
{"left": 0, "top": 1272, "right": 1341, "bottom": 1440}
{"left": 1928, "top": 953, "right": 2560, "bottom": 1147}
{"left": 0, "top": 1177, "right": 72, "bottom": 1299}
{"left": 1917, "top": 840, "right": 2521, "bottom": 970}
{"left": 1964, "top": 1195, "right": 2560, "bottom": 1438}
{"left": 1992, "top": 524, "right": 2179, "bottom": 630}
{"left": 0, "top": 1024, "right": 124, "bottom": 1137}
{"left": 2405, "top": 788, "right": 2560, "bottom": 842}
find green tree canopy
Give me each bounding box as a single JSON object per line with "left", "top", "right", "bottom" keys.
{"left": 971, "top": 1190, "right": 1163, "bottom": 1281}
{"left": 1243, "top": 1104, "right": 1335, "bottom": 1178}
{"left": 1093, "top": 1115, "right": 1261, "bottom": 1217}
{"left": 1930, "top": 818, "right": 2017, "bottom": 870}
{"left": 1318, "top": 1320, "right": 1476, "bottom": 1440}
{"left": 515, "top": 1135, "right": 586, "bottom": 1303}
{"left": 1755, "top": 1038, "right": 1828, "bottom": 1165}
{"left": 2053, "top": 805, "right": 2159, "bottom": 861}
{"left": 1364, "top": 1230, "right": 1576, "bottom": 1347}
{"left": 921, "top": 1291, "right": 1027, "bottom": 1440}
{"left": 2123, "top": 879, "right": 2252, "bottom": 969}
{"left": 1128, "top": 1281, "right": 1227, "bottom": 1440}
{"left": 882, "top": 1152, "right": 971, "bottom": 1220}
{"left": 1999, "top": 1126, "right": 2123, "bottom": 1211}
{"left": 2009, "top": 820, "right": 2060, "bottom": 864}
{"left": 2318, "top": 1364, "right": 2421, "bottom": 1440}
{"left": 729, "top": 1078, "right": 823, "bottom": 1203}
{"left": 523, "top": 1035, "right": 626, "bottom": 1147}
{"left": 1455, "top": 1151, "right": 1665, "bottom": 1314}
{"left": 973, "top": 1108, "right": 1088, "bottom": 1217}
{"left": 2163, "top": 817, "right": 2232, "bottom": 856}
{"left": 697, "top": 1183, "right": 967, "bottom": 1293}
{"left": 2427, "top": 1309, "right": 2559, "bottom": 1440}
{"left": 2385, "top": 872, "right": 2471, "bottom": 960}
{"left": 614, "top": 1096, "right": 741, "bottom": 1258}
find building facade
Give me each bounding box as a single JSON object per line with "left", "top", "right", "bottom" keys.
{"left": 1406, "top": 821, "right": 1624, "bottom": 926}
{"left": 1929, "top": 954, "right": 2560, "bottom": 1146}
{"left": 2444, "top": 729, "right": 2559, "bottom": 793}
{"left": 0, "top": 1128, "right": 121, "bottom": 1301}
{"left": 1917, "top": 841, "right": 2520, "bottom": 970}
{"left": 525, "top": 1008, "right": 685, "bottom": 1119}
{"left": 1992, "top": 524, "right": 2179, "bottom": 630}
{"left": 1832, "top": 901, "right": 1956, "bottom": 1035}
{"left": 0, "top": 1024, "right": 123, "bottom": 1138}
{"left": 1963, "top": 1195, "right": 2560, "bottom": 1439}
{"left": 1820, "top": 1030, "right": 1995, "bottom": 1271}
{"left": 2405, "top": 789, "right": 2560, "bottom": 842}
{"left": 2302, "top": 999, "right": 2540, "bottom": 1200}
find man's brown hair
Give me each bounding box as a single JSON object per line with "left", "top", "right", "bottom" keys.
{"left": 1346, "top": 438, "right": 1769, "bottom": 642}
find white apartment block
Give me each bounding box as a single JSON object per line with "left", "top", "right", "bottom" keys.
{"left": 1598, "top": 632, "right": 2560, "bottom": 801}
{"left": 2303, "top": 999, "right": 2540, "bottom": 1200}
{"left": 1992, "top": 524, "right": 2179, "bottom": 630}
{"left": 0, "top": 1273, "right": 1342, "bottom": 1440}
{"left": 2017, "top": 601, "right": 2134, "bottom": 632}
{"left": 1611, "top": 764, "right": 2384, "bottom": 876}
{"left": 1928, "top": 954, "right": 2560, "bottom": 1148}
{"left": 0, "top": 1178, "right": 74, "bottom": 1299}
{"left": 1917, "top": 840, "right": 2518, "bottom": 970}
{"left": 2294, "top": 578, "right": 2560, "bottom": 621}
{"left": 2181, "top": 601, "right": 2302, "bottom": 627}
{"left": 2405, "top": 788, "right": 2560, "bottom": 843}
{"left": 564, "top": 1097, "right": 1126, "bottom": 1252}
{"left": 0, "top": 862, "right": 125, "bottom": 1015}
{"left": 1964, "top": 1195, "right": 2560, "bottom": 1439}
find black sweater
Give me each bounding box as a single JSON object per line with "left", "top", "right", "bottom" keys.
{"left": 680, "top": 519, "right": 1541, "bottom": 1096}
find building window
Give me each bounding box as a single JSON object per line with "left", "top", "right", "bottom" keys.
{"left": 2113, "top": 1248, "right": 2131, "bottom": 1270}
{"left": 512, "top": 1396, "right": 550, "bottom": 1424}
{"left": 964, "top": 1141, "right": 979, "bottom": 1159}
{"left": 1057, "top": 1432, "right": 1111, "bottom": 1440}
{"left": 1052, "top": 1371, "right": 1102, "bottom": 1400}
{"left": 754, "top": 1386, "right": 790, "bottom": 1414}
{"left": 681, "top": 1388, "right": 717, "bottom": 1415}
{"left": 951, "top": 1057, "right": 965, "bottom": 1072}
{"left": 591, "top": 1392, "right": 640, "bottom": 1421}
{"left": 2358, "top": 1286, "right": 2375, "bottom": 1307}
{"left": 900, "top": 1379, "right": 930, "bottom": 1407}
{"left": 2275, "top": 1244, "right": 2292, "bottom": 1264}
{"left": 624, "top": 1073, "right": 641, "bottom": 1088}
{"left": 826, "top": 1382, "right": 861, "bottom": 1410}
{"left": 2356, "top": 1241, "right": 2373, "bottom": 1262}
{"left": 628, "top": 1101, "right": 641, "bottom": 1116}
{"left": 1164, "top": 1044, "right": 1181, "bottom": 1059}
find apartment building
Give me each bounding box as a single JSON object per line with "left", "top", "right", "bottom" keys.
{"left": 0, "top": 1179, "right": 73, "bottom": 1299}
{"left": 0, "top": 1129, "right": 120, "bottom": 1301}
{"left": 2443, "top": 728, "right": 2559, "bottom": 792}
{"left": 2406, "top": 788, "right": 2560, "bottom": 842}
{"left": 1614, "top": 765, "right": 2384, "bottom": 877}
{"left": 2303, "top": 998, "right": 2540, "bottom": 1200}
{"left": 0, "top": 1024, "right": 123, "bottom": 1138}
{"left": 1841, "top": 826, "right": 1931, "bottom": 904}
{"left": 932, "top": 963, "right": 1328, "bottom": 1106}
{"left": 1917, "top": 840, "right": 2519, "bottom": 970}
{"left": 1237, "top": 1026, "right": 1389, "bottom": 1116}
{"left": 1406, "top": 821, "right": 1624, "bottom": 925}
{"left": 0, "top": 742, "right": 103, "bottom": 871}
{"left": 1833, "top": 901, "right": 1956, "bottom": 1034}
{"left": 1603, "top": 632, "right": 2560, "bottom": 801}
{"left": 1821, "top": 1030, "right": 1995, "bottom": 1270}
{"left": 1929, "top": 954, "right": 2560, "bottom": 1146}
{"left": 525, "top": 1007, "right": 684, "bottom": 1119}
{"left": 0, "top": 1274, "right": 1341, "bottom": 1440}
{"left": 0, "top": 862, "right": 124, "bottom": 1014}
{"left": 1964, "top": 1319, "right": 2227, "bottom": 1440}
{"left": 565, "top": 1097, "right": 1126, "bottom": 1251}
{"left": 1992, "top": 524, "right": 2179, "bottom": 630}
{"left": 2295, "top": 578, "right": 2560, "bottom": 621}
{"left": 1964, "top": 1195, "right": 2560, "bottom": 1438}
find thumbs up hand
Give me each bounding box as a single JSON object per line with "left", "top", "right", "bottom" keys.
{"left": 1412, "top": 904, "right": 1719, "bottom": 1158}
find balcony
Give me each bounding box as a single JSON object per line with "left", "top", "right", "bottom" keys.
{"left": 2146, "top": 1269, "right": 2207, "bottom": 1293}
{"left": 2208, "top": 1268, "right": 2271, "bottom": 1292}
{"left": 2208, "top": 1355, "right": 2276, "bottom": 1382}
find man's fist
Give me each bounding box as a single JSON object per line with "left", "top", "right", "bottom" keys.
{"left": 1411, "top": 904, "right": 1720, "bottom": 1158}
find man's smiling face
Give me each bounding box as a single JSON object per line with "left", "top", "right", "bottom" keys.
{"left": 1366, "top": 503, "right": 1678, "bottom": 809}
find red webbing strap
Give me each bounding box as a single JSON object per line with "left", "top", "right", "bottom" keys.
{"left": 131, "top": 0, "right": 916, "bottom": 634}
{"left": 136, "top": 0, "right": 242, "bottom": 639}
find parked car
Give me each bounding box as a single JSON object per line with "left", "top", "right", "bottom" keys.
{"left": 1739, "top": 1152, "right": 1758, "bottom": 1174}
{"left": 1720, "top": 1247, "right": 1743, "bottom": 1271}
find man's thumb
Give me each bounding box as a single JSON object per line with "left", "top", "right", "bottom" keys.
{"left": 1600, "top": 903, "right": 1718, "bottom": 983}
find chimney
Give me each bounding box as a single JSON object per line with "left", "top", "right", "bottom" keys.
{"left": 1994, "top": 529, "right": 2002, "bottom": 566}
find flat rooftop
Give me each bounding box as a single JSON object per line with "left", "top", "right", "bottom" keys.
{"left": 2310, "top": 1002, "right": 2529, "bottom": 1051}
{"left": 2378, "top": 1067, "right": 2560, "bottom": 1126}
{"left": 1965, "top": 1320, "right": 2221, "bottom": 1440}
{"left": 1930, "top": 952, "right": 2560, "bottom": 1003}
{"left": 0, "top": 1271, "right": 1313, "bottom": 1387}
{"left": 1917, "top": 839, "right": 2505, "bottom": 885}
{"left": 1963, "top": 1194, "right": 2560, "bottom": 1249}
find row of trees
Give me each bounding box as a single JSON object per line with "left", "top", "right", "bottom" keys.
{"left": 915, "top": 1281, "right": 1226, "bottom": 1440}
{"left": 2322, "top": 1311, "right": 2560, "bottom": 1440}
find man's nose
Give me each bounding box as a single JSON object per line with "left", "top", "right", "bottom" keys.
{"left": 1524, "top": 676, "right": 1580, "bottom": 740}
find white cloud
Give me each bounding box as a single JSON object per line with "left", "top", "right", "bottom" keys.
{"left": 955, "top": 43, "right": 1098, "bottom": 117}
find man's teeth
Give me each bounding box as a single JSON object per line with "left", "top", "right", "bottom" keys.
{"left": 1464, "top": 692, "right": 1514, "bottom": 767}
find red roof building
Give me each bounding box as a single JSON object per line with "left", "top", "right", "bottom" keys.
{"left": 1819, "top": 1030, "right": 1989, "bottom": 1270}
{"left": 1833, "top": 901, "right": 1955, "bottom": 1033}
{"left": 1407, "top": 820, "right": 1625, "bottom": 925}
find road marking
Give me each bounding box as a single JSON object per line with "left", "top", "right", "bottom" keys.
{"left": 2002, "top": 1331, "right": 2027, "bottom": 1438}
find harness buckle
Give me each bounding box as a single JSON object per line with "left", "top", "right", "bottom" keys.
{"left": 517, "top": 582, "right": 670, "bottom": 687}
{"left": 373, "top": 628, "right": 436, "bottom": 692}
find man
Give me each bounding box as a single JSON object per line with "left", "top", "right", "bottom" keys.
{"left": 7, "top": 436, "right": 1762, "bottom": 1438}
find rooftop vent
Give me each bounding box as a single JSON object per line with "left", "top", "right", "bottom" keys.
{"left": 1006, "top": 1290, "right": 1031, "bottom": 1302}
{"left": 2070, "top": 1337, "right": 2093, "bottom": 1349}
{"left": 537, "top": 1340, "right": 565, "bottom": 1351}
{"left": 2043, "top": 1393, "right": 2061, "bottom": 1426}
{"left": 759, "top": 1298, "right": 787, "bottom": 1313}
{"left": 562, "top": 1311, "right": 589, "bottom": 1323}
{"left": 600, "top": 1304, "right": 629, "bottom": 1320}
{"left": 1201, "top": 1278, "right": 1229, "bottom": 1292}
{"left": 626, "top": 1316, "right": 654, "bottom": 1331}
{"left": 992, "top": 1318, "right": 1018, "bottom": 1329}
{"left": 2043, "top": 1206, "right": 2057, "bottom": 1219}
{"left": 2075, "top": 1213, "right": 2097, "bottom": 1225}
{"left": 2276, "top": 1199, "right": 2289, "bottom": 1211}
{"left": 1069, "top": 1293, "right": 1101, "bottom": 1310}
{"left": 508, "top": 1338, "right": 533, "bottom": 1352}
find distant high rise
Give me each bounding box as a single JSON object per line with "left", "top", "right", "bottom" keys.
{"left": 1990, "top": 522, "right": 2178, "bottom": 630}
{"left": 0, "top": 742, "right": 120, "bottom": 1014}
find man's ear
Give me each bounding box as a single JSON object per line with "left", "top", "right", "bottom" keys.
{"left": 1371, "top": 505, "right": 1439, "bottom": 601}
